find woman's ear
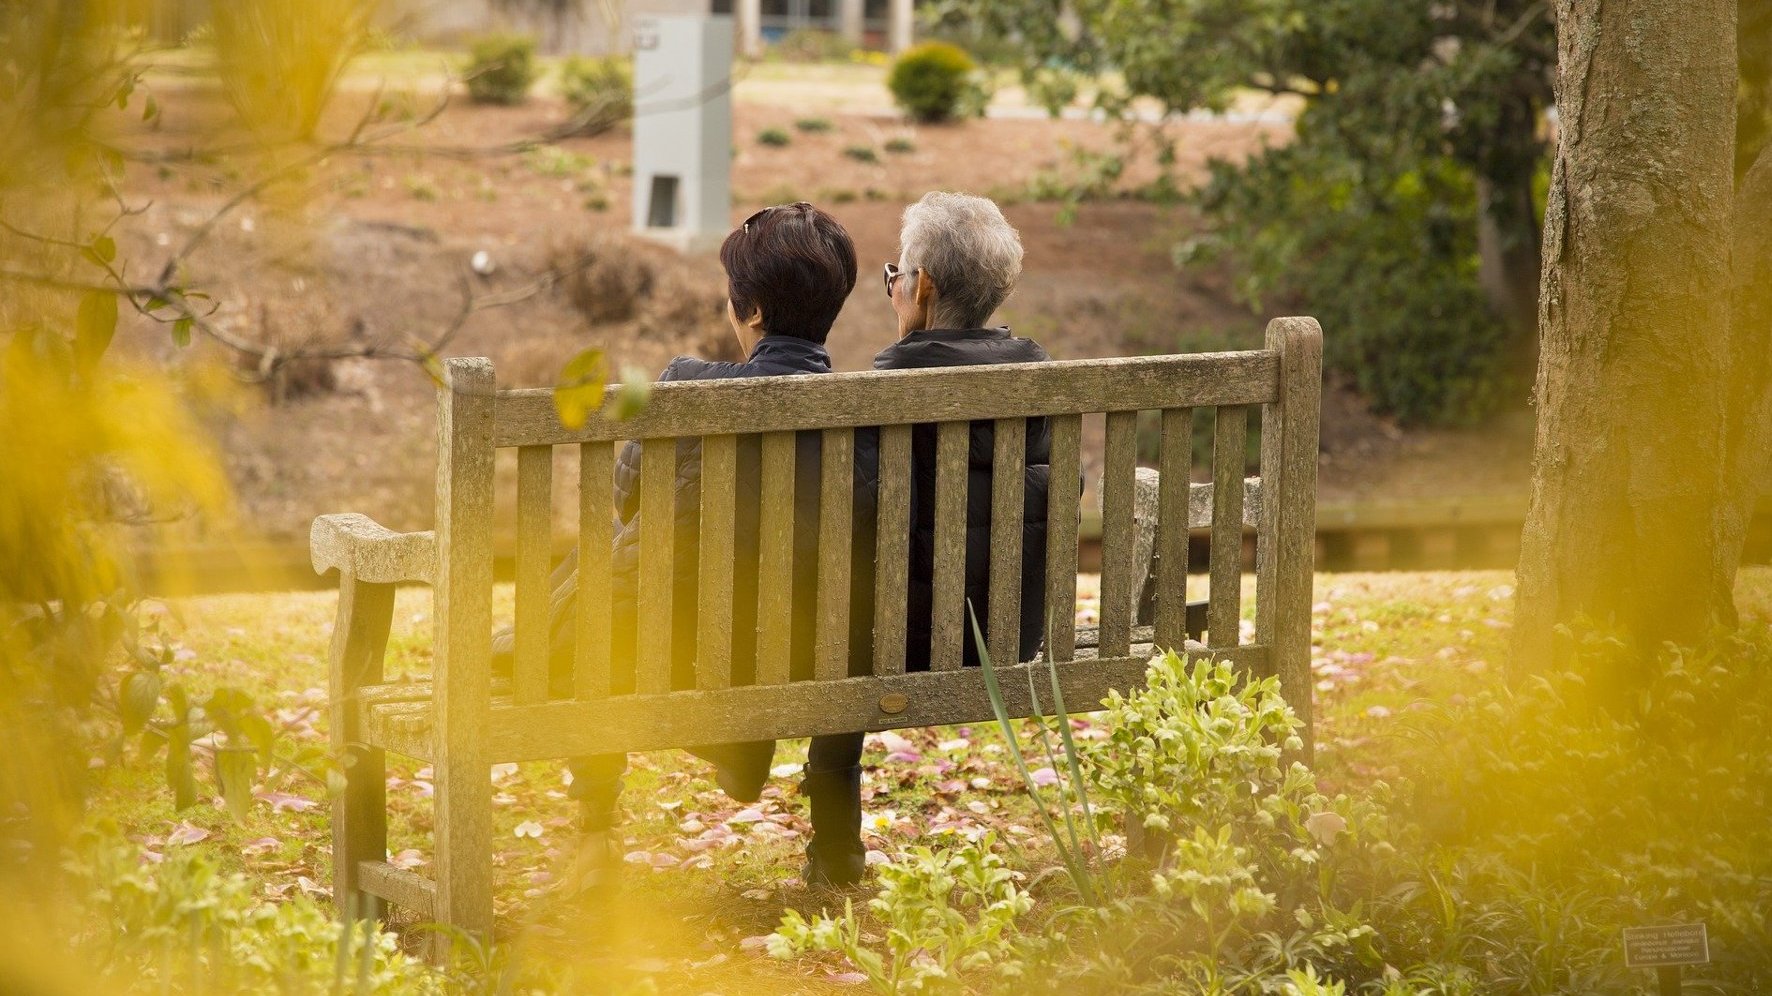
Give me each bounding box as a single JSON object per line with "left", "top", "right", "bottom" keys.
{"left": 913, "top": 270, "right": 937, "bottom": 311}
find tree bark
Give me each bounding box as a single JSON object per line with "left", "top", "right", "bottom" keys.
{"left": 1719, "top": 146, "right": 1772, "bottom": 593}
{"left": 1514, "top": 0, "right": 1738, "bottom": 664}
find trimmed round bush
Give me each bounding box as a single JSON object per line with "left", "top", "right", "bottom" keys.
{"left": 887, "top": 42, "right": 977, "bottom": 123}
{"left": 466, "top": 33, "right": 537, "bottom": 105}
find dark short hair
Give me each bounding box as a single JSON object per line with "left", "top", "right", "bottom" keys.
{"left": 719, "top": 202, "right": 857, "bottom": 344}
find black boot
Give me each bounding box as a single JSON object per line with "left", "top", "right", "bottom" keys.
{"left": 690, "top": 740, "right": 776, "bottom": 804}
{"left": 800, "top": 765, "right": 866, "bottom": 889}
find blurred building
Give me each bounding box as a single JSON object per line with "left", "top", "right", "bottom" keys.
{"left": 143, "top": 0, "right": 919, "bottom": 57}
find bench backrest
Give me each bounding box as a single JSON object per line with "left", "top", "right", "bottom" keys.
{"left": 430, "top": 317, "right": 1321, "bottom": 758}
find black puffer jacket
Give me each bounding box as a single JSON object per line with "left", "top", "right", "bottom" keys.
{"left": 856, "top": 327, "right": 1053, "bottom": 669}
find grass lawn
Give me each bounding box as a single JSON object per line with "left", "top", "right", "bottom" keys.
{"left": 81, "top": 567, "right": 1772, "bottom": 992}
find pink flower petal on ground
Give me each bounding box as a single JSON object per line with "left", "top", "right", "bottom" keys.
{"left": 624, "top": 850, "right": 654, "bottom": 865}
{"left": 937, "top": 780, "right": 968, "bottom": 794}
{"left": 513, "top": 820, "right": 545, "bottom": 839}
{"left": 827, "top": 971, "right": 869, "bottom": 984}
{"left": 937, "top": 738, "right": 969, "bottom": 752}
{"left": 240, "top": 836, "right": 282, "bottom": 855}
{"left": 864, "top": 849, "right": 890, "bottom": 866}
{"left": 726, "top": 808, "right": 765, "bottom": 825}
{"left": 254, "top": 790, "right": 319, "bottom": 813}
{"left": 738, "top": 935, "right": 773, "bottom": 951}
{"left": 1029, "top": 767, "right": 1060, "bottom": 787}
{"left": 877, "top": 730, "right": 917, "bottom": 754}
{"left": 390, "top": 848, "right": 427, "bottom": 870}
{"left": 1365, "top": 705, "right": 1392, "bottom": 719}
{"left": 884, "top": 750, "right": 921, "bottom": 763}
{"left": 166, "top": 823, "right": 210, "bottom": 847}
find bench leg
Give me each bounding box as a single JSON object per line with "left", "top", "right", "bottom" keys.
{"left": 432, "top": 753, "right": 493, "bottom": 962}
{"left": 329, "top": 575, "right": 395, "bottom": 923}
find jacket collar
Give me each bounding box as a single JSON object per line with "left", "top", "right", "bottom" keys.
{"left": 748, "top": 334, "right": 832, "bottom": 372}
{"left": 898, "top": 326, "right": 1012, "bottom": 343}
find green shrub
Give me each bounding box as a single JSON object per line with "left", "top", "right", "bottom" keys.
{"left": 886, "top": 42, "right": 983, "bottom": 123}
{"left": 770, "top": 28, "right": 853, "bottom": 63}
{"left": 464, "top": 33, "right": 536, "bottom": 105}
{"left": 757, "top": 126, "right": 792, "bottom": 147}
{"left": 842, "top": 144, "right": 879, "bottom": 163}
{"left": 884, "top": 136, "right": 916, "bottom": 154}
{"left": 1180, "top": 113, "right": 1521, "bottom": 425}
{"left": 794, "top": 116, "right": 834, "bottom": 133}
{"left": 557, "top": 55, "right": 632, "bottom": 135}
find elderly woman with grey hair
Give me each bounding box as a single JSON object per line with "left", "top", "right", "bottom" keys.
{"left": 798, "top": 191, "right": 1054, "bottom": 888}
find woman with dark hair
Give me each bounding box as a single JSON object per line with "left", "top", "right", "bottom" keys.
{"left": 495, "top": 202, "right": 859, "bottom": 883}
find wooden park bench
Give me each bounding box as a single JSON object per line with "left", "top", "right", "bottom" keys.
{"left": 310, "top": 316, "right": 1322, "bottom": 948}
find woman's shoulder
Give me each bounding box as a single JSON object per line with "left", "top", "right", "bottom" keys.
{"left": 875, "top": 327, "right": 1050, "bottom": 369}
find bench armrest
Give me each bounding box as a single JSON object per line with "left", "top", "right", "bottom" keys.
{"left": 311, "top": 513, "right": 436, "bottom": 585}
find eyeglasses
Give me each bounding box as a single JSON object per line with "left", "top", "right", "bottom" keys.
{"left": 884, "top": 262, "right": 917, "bottom": 298}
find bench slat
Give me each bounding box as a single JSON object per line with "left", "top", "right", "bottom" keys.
{"left": 816, "top": 428, "right": 854, "bottom": 682}
{"left": 494, "top": 351, "right": 1281, "bottom": 445}
{"left": 1154, "top": 408, "right": 1194, "bottom": 650}
{"left": 637, "top": 441, "right": 674, "bottom": 694}
{"left": 697, "top": 434, "right": 737, "bottom": 690}
{"left": 513, "top": 445, "right": 552, "bottom": 705}
{"left": 1209, "top": 405, "right": 1248, "bottom": 648}
{"left": 575, "top": 442, "right": 614, "bottom": 699}
{"left": 755, "top": 431, "right": 796, "bottom": 684}
{"left": 1098, "top": 411, "right": 1138, "bottom": 658}
{"left": 931, "top": 421, "right": 970, "bottom": 670}
{"left": 1044, "top": 414, "right": 1082, "bottom": 662}
{"left": 479, "top": 645, "right": 1270, "bottom": 759}
{"left": 987, "top": 419, "right": 1027, "bottom": 665}
{"left": 871, "top": 424, "right": 912, "bottom": 675}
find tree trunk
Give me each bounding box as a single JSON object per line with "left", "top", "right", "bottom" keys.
{"left": 1719, "top": 146, "right": 1772, "bottom": 592}
{"left": 1514, "top": 0, "right": 1738, "bottom": 665}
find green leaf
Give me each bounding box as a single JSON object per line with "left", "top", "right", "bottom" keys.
{"left": 551, "top": 347, "right": 608, "bottom": 429}
{"left": 171, "top": 316, "right": 193, "bottom": 348}
{"left": 610, "top": 364, "right": 651, "bottom": 420}
{"left": 75, "top": 290, "right": 118, "bottom": 374}
{"left": 81, "top": 236, "right": 117, "bottom": 267}
{"left": 239, "top": 712, "right": 276, "bottom": 766}
{"left": 214, "top": 748, "right": 257, "bottom": 822}
{"left": 142, "top": 93, "right": 159, "bottom": 122}
{"left": 120, "top": 670, "right": 161, "bottom": 736}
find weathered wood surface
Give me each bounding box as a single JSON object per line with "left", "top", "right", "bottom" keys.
{"left": 494, "top": 351, "right": 1281, "bottom": 446}
{"left": 310, "top": 513, "right": 435, "bottom": 585}
{"left": 816, "top": 428, "right": 854, "bottom": 682}
{"left": 637, "top": 443, "right": 675, "bottom": 695}
{"left": 696, "top": 435, "right": 737, "bottom": 691}
{"left": 328, "top": 575, "right": 393, "bottom": 918}
{"left": 513, "top": 445, "right": 552, "bottom": 704}
{"left": 1254, "top": 318, "right": 1322, "bottom": 756}
{"left": 872, "top": 424, "right": 913, "bottom": 675}
{"left": 1098, "top": 412, "right": 1139, "bottom": 658}
{"left": 431, "top": 357, "right": 496, "bottom": 947}
{"left": 1155, "top": 410, "right": 1194, "bottom": 648}
{"left": 356, "top": 860, "right": 437, "bottom": 919}
{"left": 575, "top": 442, "right": 614, "bottom": 699}
{"left": 1044, "top": 414, "right": 1083, "bottom": 662}
{"left": 756, "top": 431, "right": 796, "bottom": 683}
{"left": 1209, "top": 405, "right": 1248, "bottom": 648}
{"left": 472, "top": 646, "right": 1270, "bottom": 760}
{"left": 987, "top": 419, "right": 1027, "bottom": 665}
{"left": 931, "top": 421, "right": 969, "bottom": 670}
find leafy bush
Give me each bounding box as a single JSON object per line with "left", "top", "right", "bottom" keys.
{"left": 842, "top": 144, "right": 879, "bottom": 163}
{"left": 757, "top": 126, "right": 792, "bottom": 147}
{"left": 557, "top": 55, "right": 632, "bottom": 135}
{"left": 464, "top": 33, "right": 536, "bottom": 105}
{"left": 770, "top": 28, "right": 854, "bottom": 63}
{"left": 66, "top": 832, "right": 444, "bottom": 993}
{"left": 887, "top": 42, "right": 985, "bottom": 123}
{"left": 794, "top": 116, "right": 834, "bottom": 133}
{"left": 770, "top": 834, "right": 1033, "bottom": 992}
{"left": 884, "top": 136, "right": 916, "bottom": 154}
{"left": 1179, "top": 109, "right": 1519, "bottom": 426}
